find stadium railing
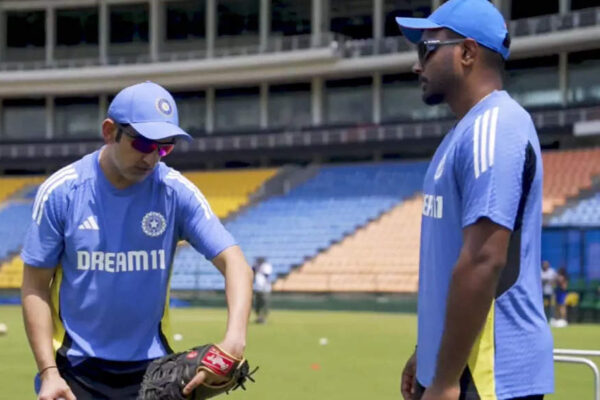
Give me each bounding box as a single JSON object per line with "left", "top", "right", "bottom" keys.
{"left": 0, "top": 105, "right": 598, "bottom": 161}
{"left": 0, "top": 33, "right": 337, "bottom": 71}
{"left": 1, "top": 7, "right": 598, "bottom": 71}
{"left": 554, "top": 348, "right": 600, "bottom": 400}
{"left": 305, "top": 7, "right": 600, "bottom": 58}
{"left": 510, "top": 7, "right": 600, "bottom": 37}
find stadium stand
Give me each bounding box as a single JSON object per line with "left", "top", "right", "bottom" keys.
{"left": 0, "top": 178, "right": 39, "bottom": 288}
{"left": 0, "top": 203, "right": 33, "bottom": 261}
{"left": 274, "top": 196, "right": 422, "bottom": 293}
{"left": 0, "top": 256, "right": 24, "bottom": 289}
{"left": 1, "top": 147, "right": 600, "bottom": 292}
{"left": 178, "top": 169, "right": 278, "bottom": 218}
{"left": 542, "top": 148, "right": 600, "bottom": 214}
{"left": 171, "top": 162, "right": 429, "bottom": 290}
{"left": 0, "top": 177, "right": 43, "bottom": 203}
{"left": 547, "top": 191, "right": 600, "bottom": 226}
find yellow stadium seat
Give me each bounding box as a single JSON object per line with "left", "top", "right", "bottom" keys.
{"left": 0, "top": 256, "right": 24, "bottom": 289}
{"left": 0, "top": 176, "right": 44, "bottom": 203}
{"left": 182, "top": 169, "right": 278, "bottom": 218}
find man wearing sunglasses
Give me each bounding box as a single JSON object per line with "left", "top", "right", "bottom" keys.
{"left": 21, "top": 81, "right": 253, "bottom": 399}
{"left": 396, "top": 1, "right": 553, "bottom": 400}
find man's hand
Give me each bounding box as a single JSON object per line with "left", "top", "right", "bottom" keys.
{"left": 421, "top": 384, "right": 460, "bottom": 400}
{"left": 38, "top": 369, "right": 76, "bottom": 400}
{"left": 182, "top": 339, "right": 245, "bottom": 396}
{"left": 401, "top": 350, "right": 417, "bottom": 400}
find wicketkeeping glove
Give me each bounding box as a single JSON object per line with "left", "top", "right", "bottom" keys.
{"left": 138, "top": 344, "right": 257, "bottom": 400}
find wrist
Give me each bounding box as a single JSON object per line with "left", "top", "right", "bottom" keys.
{"left": 39, "top": 365, "right": 59, "bottom": 380}
{"left": 430, "top": 378, "right": 459, "bottom": 391}
{"left": 220, "top": 335, "right": 246, "bottom": 357}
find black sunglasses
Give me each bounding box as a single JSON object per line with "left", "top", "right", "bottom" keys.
{"left": 417, "top": 39, "right": 465, "bottom": 64}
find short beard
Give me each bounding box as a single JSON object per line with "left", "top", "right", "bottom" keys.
{"left": 423, "top": 92, "right": 445, "bottom": 105}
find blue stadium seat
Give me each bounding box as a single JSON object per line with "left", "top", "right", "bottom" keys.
{"left": 0, "top": 203, "right": 34, "bottom": 261}
{"left": 548, "top": 192, "right": 600, "bottom": 227}
{"left": 170, "top": 161, "right": 428, "bottom": 291}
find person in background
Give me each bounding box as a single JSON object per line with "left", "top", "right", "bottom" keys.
{"left": 253, "top": 256, "right": 273, "bottom": 324}
{"left": 541, "top": 260, "right": 557, "bottom": 321}
{"left": 551, "top": 267, "right": 569, "bottom": 328}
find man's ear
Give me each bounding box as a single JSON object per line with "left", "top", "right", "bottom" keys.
{"left": 101, "top": 119, "right": 117, "bottom": 144}
{"left": 461, "top": 38, "right": 478, "bottom": 68}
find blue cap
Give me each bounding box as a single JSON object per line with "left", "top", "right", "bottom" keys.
{"left": 108, "top": 81, "right": 192, "bottom": 141}
{"left": 395, "top": 0, "right": 510, "bottom": 60}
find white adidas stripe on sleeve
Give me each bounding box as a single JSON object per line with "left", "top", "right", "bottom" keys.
{"left": 473, "top": 115, "right": 481, "bottom": 178}
{"left": 166, "top": 171, "right": 213, "bottom": 220}
{"left": 489, "top": 107, "right": 499, "bottom": 168}
{"left": 473, "top": 107, "right": 499, "bottom": 179}
{"left": 32, "top": 165, "right": 76, "bottom": 221}
{"left": 33, "top": 167, "right": 78, "bottom": 225}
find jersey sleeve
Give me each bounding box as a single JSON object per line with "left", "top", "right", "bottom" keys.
{"left": 456, "top": 106, "right": 529, "bottom": 231}
{"left": 21, "top": 176, "right": 72, "bottom": 268}
{"left": 169, "top": 172, "right": 237, "bottom": 260}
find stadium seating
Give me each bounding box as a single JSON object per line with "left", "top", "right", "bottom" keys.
{"left": 0, "top": 203, "right": 33, "bottom": 261}
{"left": 182, "top": 169, "right": 278, "bottom": 218}
{"left": 0, "top": 176, "right": 43, "bottom": 203}
{"left": 542, "top": 148, "right": 600, "bottom": 214}
{"left": 171, "top": 162, "right": 429, "bottom": 291}
{"left": 2, "top": 148, "right": 599, "bottom": 293}
{"left": 547, "top": 191, "right": 600, "bottom": 226}
{"left": 0, "top": 256, "right": 24, "bottom": 289}
{"left": 274, "top": 197, "right": 422, "bottom": 293}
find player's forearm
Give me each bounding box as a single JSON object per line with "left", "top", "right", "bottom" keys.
{"left": 432, "top": 253, "right": 504, "bottom": 389}
{"left": 22, "top": 285, "right": 57, "bottom": 372}
{"left": 223, "top": 257, "right": 253, "bottom": 348}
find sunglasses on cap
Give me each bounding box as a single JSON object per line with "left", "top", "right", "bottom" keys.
{"left": 116, "top": 124, "right": 176, "bottom": 157}
{"left": 417, "top": 39, "right": 465, "bottom": 64}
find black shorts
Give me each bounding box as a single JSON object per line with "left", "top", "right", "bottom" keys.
{"left": 414, "top": 379, "right": 544, "bottom": 400}
{"left": 54, "top": 353, "right": 152, "bottom": 400}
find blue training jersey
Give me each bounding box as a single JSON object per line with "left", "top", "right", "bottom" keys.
{"left": 417, "top": 91, "right": 554, "bottom": 399}
{"left": 21, "top": 149, "right": 237, "bottom": 362}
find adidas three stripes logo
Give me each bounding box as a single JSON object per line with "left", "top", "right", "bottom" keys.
{"left": 78, "top": 216, "right": 99, "bottom": 231}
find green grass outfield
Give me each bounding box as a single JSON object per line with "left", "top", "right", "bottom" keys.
{"left": 0, "top": 306, "right": 598, "bottom": 399}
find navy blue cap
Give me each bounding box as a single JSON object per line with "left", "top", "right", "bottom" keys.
{"left": 396, "top": 0, "right": 510, "bottom": 60}
{"left": 108, "top": 81, "right": 192, "bottom": 141}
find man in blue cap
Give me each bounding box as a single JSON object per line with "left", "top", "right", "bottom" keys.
{"left": 21, "top": 81, "right": 253, "bottom": 399}
{"left": 396, "top": 1, "right": 553, "bottom": 399}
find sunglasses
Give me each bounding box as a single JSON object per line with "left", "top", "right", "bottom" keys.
{"left": 417, "top": 39, "right": 465, "bottom": 64}
{"left": 117, "top": 124, "right": 176, "bottom": 157}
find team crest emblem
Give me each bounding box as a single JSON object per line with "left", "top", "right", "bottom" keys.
{"left": 142, "top": 212, "right": 166, "bottom": 237}
{"left": 434, "top": 153, "right": 446, "bottom": 180}
{"left": 156, "top": 98, "right": 173, "bottom": 116}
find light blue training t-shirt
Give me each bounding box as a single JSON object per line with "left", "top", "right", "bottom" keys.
{"left": 417, "top": 91, "right": 554, "bottom": 399}
{"left": 21, "top": 149, "right": 236, "bottom": 362}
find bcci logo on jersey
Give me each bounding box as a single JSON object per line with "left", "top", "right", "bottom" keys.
{"left": 142, "top": 212, "right": 166, "bottom": 237}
